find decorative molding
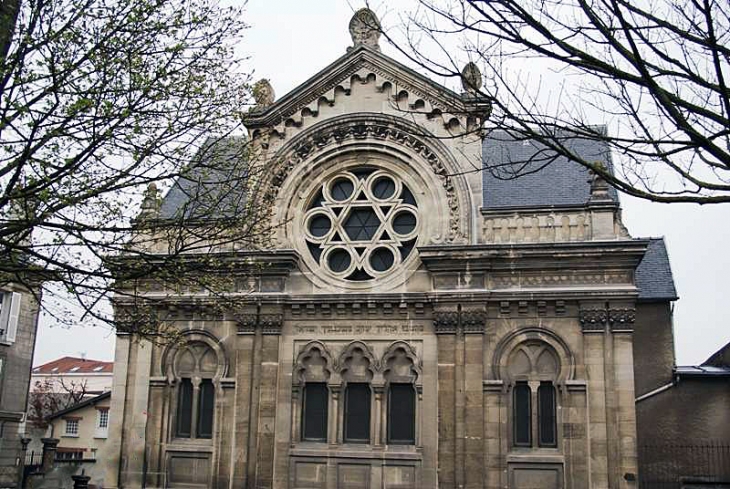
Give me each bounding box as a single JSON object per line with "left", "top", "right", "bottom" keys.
{"left": 237, "top": 314, "right": 258, "bottom": 335}
{"left": 579, "top": 308, "right": 607, "bottom": 332}
{"left": 491, "top": 270, "right": 633, "bottom": 289}
{"left": 286, "top": 301, "right": 426, "bottom": 317}
{"left": 461, "top": 310, "right": 487, "bottom": 334}
{"left": 433, "top": 311, "right": 458, "bottom": 334}
{"left": 608, "top": 308, "right": 636, "bottom": 332}
{"left": 260, "top": 314, "right": 283, "bottom": 335}
{"left": 499, "top": 301, "right": 511, "bottom": 316}
{"left": 537, "top": 301, "right": 547, "bottom": 316}
{"left": 483, "top": 211, "right": 591, "bottom": 244}
{"left": 265, "top": 118, "right": 463, "bottom": 243}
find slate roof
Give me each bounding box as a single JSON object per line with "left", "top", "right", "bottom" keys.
{"left": 482, "top": 129, "right": 619, "bottom": 209}
{"left": 32, "top": 357, "right": 113, "bottom": 374}
{"left": 159, "top": 136, "right": 248, "bottom": 220}
{"left": 635, "top": 238, "right": 678, "bottom": 301}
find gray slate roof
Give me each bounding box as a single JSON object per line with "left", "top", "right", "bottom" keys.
{"left": 159, "top": 136, "right": 248, "bottom": 220}
{"left": 635, "top": 238, "right": 678, "bottom": 301}
{"left": 482, "top": 130, "right": 619, "bottom": 209}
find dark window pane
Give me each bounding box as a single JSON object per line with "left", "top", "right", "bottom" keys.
{"left": 344, "top": 383, "right": 371, "bottom": 442}
{"left": 393, "top": 211, "right": 416, "bottom": 235}
{"left": 388, "top": 383, "right": 415, "bottom": 444}
{"left": 331, "top": 179, "right": 354, "bottom": 201}
{"left": 309, "top": 215, "right": 332, "bottom": 237}
{"left": 370, "top": 247, "right": 394, "bottom": 272}
{"left": 372, "top": 177, "right": 396, "bottom": 199}
{"left": 538, "top": 382, "right": 557, "bottom": 447}
{"left": 302, "top": 383, "right": 328, "bottom": 441}
{"left": 343, "top": 209, "right": 381, "bottom": 241}
{"left": 197, "top": 379, "right": 215, "bottom": 439}
{"left": 513, "top": 382, "right": 531, "bottom": 446}
{"left": 176, "top": 378, "right": 193, "bottom": 438}
{"left": 327, "top": 248, "right": 351, "bottom": 273}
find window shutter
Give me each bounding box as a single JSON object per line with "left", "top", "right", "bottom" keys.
{"left": 538, "top": 382, "right": 557, "bottom": 447}
{"left": 176, "top": 378, "right": 193, "bottom": 438}
{"left": 5, "top": 293, "right": 21, "bottom": 343}
{"left": 302, "top": 383, "right": 328, "bottom": 441}
{"left": 387, "top": 383, "right": 415, "bottom": 444}
{"left": 344, "top": 383, "right": 371, "bottom": 443}
{"left": 513, "top": 382, "right": 532, "bottom": 446}
{"left": 197, "top": 379, "right": 215, "bottom": 439}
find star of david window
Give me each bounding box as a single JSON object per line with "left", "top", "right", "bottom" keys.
{"left": 303, "top": 168, "right": 419, "bottom": 281}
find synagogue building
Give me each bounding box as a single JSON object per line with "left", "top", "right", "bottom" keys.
{"left": 104, "top": 9, "right": 678, "bottom": 489}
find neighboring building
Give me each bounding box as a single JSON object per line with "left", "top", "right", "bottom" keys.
{"left": 46, "top": 391, "right": 111, "bottom": 463}
{"left": 0, "top": 281, "right": 43, "bottom": 488}
{"left": 106, "top": 9, "right": 681, "bottom": 489}
{"left": 31, "top": 357, "right": 114, "bottom": 396}
{"left": 636, "top": 342, "right": 730, "bottom": 488}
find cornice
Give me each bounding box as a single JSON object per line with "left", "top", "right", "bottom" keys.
{"left": 244, "top": 46, "right": 489, "bottom": 130}
{"left": 419, "top": 239, "right": 650, "bottom": 272}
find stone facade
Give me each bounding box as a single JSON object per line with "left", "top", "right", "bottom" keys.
{"left": 0, "top": 280, "right": 42, "bottom": 489}
{"left": 106, "top": 10, "right": 677, "bottom": 489}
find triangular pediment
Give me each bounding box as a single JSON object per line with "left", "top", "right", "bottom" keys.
{"left": 244, "top": 45, "right": 488, "bottom": 131}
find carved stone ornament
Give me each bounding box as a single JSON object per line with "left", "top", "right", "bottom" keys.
{"left": 237, "top": 314, "right": 258, "bottom": 334}
{"left": 260, "top": 314, "right": 283, "bottom": 335}
{"left": 253, "top": 78, "right": 275, "bottom": 108}
{"left": 433, "top": 311, "right": 459, "bottom": 334}
{"left": 461, "top": 310, "right": 487, "bottom": 334}
{"left": 608, "top": 308, "right": 636, "bottom": 331}
{"left": 348, "top": 8, "right": 381, "bottom": 51}
{"left": 267, "top": 119, "right": 463, "bottom": 243}
{"left": 461, "top": 62, "right": 482, "bottom": 94}
{"left": 579, "top": 308, "right": 607, "bottom": 332}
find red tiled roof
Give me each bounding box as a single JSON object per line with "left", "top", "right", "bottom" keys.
{"left": 32, "top": 357, "right": 113, "bottom": 374}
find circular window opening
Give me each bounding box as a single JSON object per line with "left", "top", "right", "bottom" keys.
{"left": 392, "top": 211, "right": 417, "bottom": 236}
{"left": 330, "top": 178, "right": 354, "bottom": 202}
{"left": 370, "top": 247, "right": 394, "bottom": 272}
{"left": 371, "top": 176, "right": 396, "bottom": 200}
{"left": 328, "top": 248, "right": 351, "bottom": 273}
{"left": 303, "top": 168, "right": 419, "bottom": 281}
{"left": 308, "top": 214, "right": 332, "bottom": 237}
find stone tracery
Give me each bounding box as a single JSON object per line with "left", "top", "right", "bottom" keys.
{"left": 304, "top": 168, "right": 419, "bottom": 281}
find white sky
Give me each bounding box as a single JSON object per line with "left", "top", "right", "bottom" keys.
{"left": 32, "top": 0, "right": 730, "bottom": 367}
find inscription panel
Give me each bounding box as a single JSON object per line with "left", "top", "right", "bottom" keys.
{"left": 167, "top": 452, "right": 211, "bottom": 488}
{"left": 292, "top": 323, "right": 426, "bottom": 335}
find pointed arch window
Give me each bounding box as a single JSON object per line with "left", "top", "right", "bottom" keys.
{"left": 173, "top": 342, "right": 218, "bottom": 439}
{"left": 507, "top": 341, "right": 560, "bottom": 448}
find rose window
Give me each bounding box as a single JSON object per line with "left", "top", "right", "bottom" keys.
{"left": 303, "top": 168, "right": 419, "bottom": 281}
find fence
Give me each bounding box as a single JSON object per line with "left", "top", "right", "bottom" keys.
{"left": 639, "top": 443, "right": 730, "bottom": 489}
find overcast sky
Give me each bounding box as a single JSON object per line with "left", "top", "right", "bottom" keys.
{"left": 33, "top": 0, "right": 730, "bottom": 367}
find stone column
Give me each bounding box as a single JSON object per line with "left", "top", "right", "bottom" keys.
{"left": 434, "top": 309, "right": 458, "bottom": 489}
{"left": 462, "top": 309, "right": 486, "bottom": 489}
{"left": 40, "top": 438, "right": 59, "bottom": 474}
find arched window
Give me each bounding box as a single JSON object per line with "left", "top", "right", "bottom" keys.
{"left": 383, "top": 343, "right": 420, "bottom": 445}
{"left": 507, "top": 341, "right": 560, "bottom": 448}
{"left": 295, "top": 344, "right": 333, "bottom": 442}
{"left": 173, "top": 342, "right": 218, "bottom": 439}
{"left": 340, "top": 343, "right": 375, "bottom": 444}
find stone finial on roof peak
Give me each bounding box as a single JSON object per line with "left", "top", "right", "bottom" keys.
{"left": 348, "top": 8, "right": 381, "bottom": 52}
{"left": 253, "top": 79, "right": 275, "bottom": 108}
{"left": 461, "top": 62, "right": 482, "bottom": 94}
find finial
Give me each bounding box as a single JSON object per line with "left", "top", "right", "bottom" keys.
{"left": 252, "top": 79, "right": 275, "bottom": 108}
{"left": 138, "top": 182, "right": 161, "bottom": 220}
{"left": 348, "top": 8, "right": 381, "bottom": 52}
{"left": 588, "top": 163, "right": 612, "bottom": 203}
{"left": 461, "top": 62, "right": 482, "bottom": 94}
